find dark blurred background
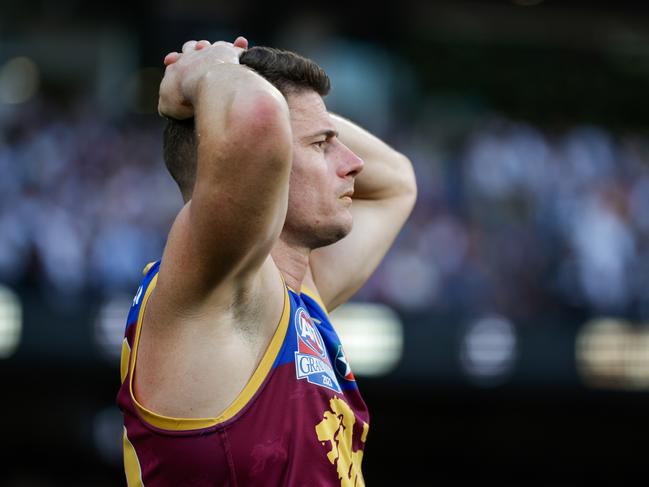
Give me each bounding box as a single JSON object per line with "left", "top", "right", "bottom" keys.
{"left": 2, "top": 0, "right": 649, "bottom": 485}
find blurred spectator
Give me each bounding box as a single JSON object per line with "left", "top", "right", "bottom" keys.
{"left": 0, "top": 98, "right": 180, "bottom": 298}
{"left": 3, "top": 95, "right": 649, "bottom": 327}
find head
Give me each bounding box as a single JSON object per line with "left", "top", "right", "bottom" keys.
{"left": 163, "top": 46, "right": 363, "bottom": 249}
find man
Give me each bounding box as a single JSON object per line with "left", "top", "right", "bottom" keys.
{"left": 117, "top": 35, "right": 416, "bottom": 486}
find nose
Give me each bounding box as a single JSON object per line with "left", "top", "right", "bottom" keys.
{"left": 336, "top": 143, "right": 364, "bottom": 178}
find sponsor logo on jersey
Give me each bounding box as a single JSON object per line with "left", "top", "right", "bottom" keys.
{"left": 334, "top": 345, "right": 355, "bottom": 381}
{"left": 294, "top": 307, "right": 341, "bottom": 393}
{"left": 296, "top": 308, "right": 327, "bottom": 358}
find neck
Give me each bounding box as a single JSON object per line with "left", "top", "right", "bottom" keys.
{"left": 270, "top": 235, "right": 311, "bottom": 292}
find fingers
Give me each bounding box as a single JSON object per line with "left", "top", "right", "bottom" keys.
{"left": 165, "top": 37, "right": 248, "bottom": 67}
{"left": 163, "top": 52, "right": 181, "bottom": 66}
{"left": 233, "top": 36, "right": 248, "bottom": 49}
{"left": 165, "top": 40, "right": 211, "bottom": 66}
{"left": 182, "top": 40, "right": 197, "bottom": 52}
{"left": 180, "top": 36, "right": 247, "bottom": 53}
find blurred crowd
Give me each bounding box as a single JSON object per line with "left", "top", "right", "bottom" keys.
{"left": 2, "top": 98, "right": 649, "bottom": 325}
{"left": 358, "top": 117, "right": 649, "bottom": 324}
{"left": 0, "top": 100, "right": 180, "bottom": 296}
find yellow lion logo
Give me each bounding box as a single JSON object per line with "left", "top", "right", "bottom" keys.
{"left": 315, "top": 396, "right": 369, "bottom": 486}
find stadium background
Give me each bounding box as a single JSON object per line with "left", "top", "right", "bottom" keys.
{"left": 1, "top": 0, "right": 649, "bottom": 485}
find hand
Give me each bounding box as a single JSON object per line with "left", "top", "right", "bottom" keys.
{"left": 158, "top": 36, "right": 249, "bottom": 120}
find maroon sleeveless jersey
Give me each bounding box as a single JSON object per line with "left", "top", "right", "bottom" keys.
{"left": 117, "top": 261, "right": 370, "bottom": 486}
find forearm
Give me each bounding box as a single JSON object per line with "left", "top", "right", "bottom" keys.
{"left": 330, "top": 113, "right": 416, "bottom": 201}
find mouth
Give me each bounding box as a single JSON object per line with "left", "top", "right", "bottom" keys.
{"left": 340, "top": 193, "right": 353, "bottom": 205}
{"left": 340, "top": 189, "right": 354, "bottom": 199}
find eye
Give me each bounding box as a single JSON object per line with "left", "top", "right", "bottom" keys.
{"left": 312, "top": 140, "right": 327, "bottom": 150}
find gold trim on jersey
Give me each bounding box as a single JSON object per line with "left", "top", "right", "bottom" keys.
{"left": 120, "top": 338, "right": 131, "bottom": 384}
{"left": 123, "top": 427, "right": 144, "bottom": 486}
{"left": 142, "top": 261, "right": 156, "bottom": 276}
{"left": 300, "top": 286, "right": 329, "bottom": 316}
{"left": 127, "top": 272, "right": 291, "bottom": 431}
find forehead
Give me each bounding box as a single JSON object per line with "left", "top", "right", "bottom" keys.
{"left": 286, "top": 91, "right": 335, "bottom": 137}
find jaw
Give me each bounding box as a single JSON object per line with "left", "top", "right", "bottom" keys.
{"left": 281, "top": 210, "right": 352, "bottom": 251}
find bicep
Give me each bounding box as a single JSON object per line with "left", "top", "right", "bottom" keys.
{"left": 309, "top": 193, "right": 415, "bottom": 311}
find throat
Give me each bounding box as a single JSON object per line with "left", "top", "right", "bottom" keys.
{"left": 270, "top": 237, "right": 311, "bottom": 292}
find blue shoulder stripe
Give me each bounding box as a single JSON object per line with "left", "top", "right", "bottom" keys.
{"left": 125, "top": 260, "right": 161, "bottom": 330}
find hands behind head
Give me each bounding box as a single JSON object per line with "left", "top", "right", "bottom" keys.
{"left": 158, "top": 36, "right": 249, "bottom": 120}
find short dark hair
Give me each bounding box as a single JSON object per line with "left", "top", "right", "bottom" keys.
{"left": 163, "top": 46, "right": 331, "bottom": 202}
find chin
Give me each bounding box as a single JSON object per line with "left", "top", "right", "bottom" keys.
{"left": 309, "top": 219, "right": 352, "bottom": 249}
{"left": 285, "top": 208, "right": 353, "bottom": 249}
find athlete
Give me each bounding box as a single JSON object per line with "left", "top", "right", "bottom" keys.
{"left": 117, "top": 35, "right": 416, "bottom": 486}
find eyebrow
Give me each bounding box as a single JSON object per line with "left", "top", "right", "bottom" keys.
{"left": 303, "top": 129, "right": 339, "bottom": 141}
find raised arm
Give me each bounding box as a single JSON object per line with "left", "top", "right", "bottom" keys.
{"left": 308, "top": 114, "right": 417, "bottom": 310}
{"left": 156, "top": 40, "right": 292, "bottom": 311}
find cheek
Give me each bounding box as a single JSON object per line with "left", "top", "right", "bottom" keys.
{"left": 287, "top": 173, "right": 317, "bottom": 213}
{"left": 290, "top": 154, "right": 330, "bottom": 198}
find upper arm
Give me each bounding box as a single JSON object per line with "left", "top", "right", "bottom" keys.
{"left": 158, "top": 74, "right": 292, "bottom": 310}
{"left": 309, "top": 154, "right": 416, "bottom": 310}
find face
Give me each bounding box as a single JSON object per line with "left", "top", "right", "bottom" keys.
{"left": 282, "top": 90, "right": 364, "bottom": 249}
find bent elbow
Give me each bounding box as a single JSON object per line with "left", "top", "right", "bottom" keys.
{"left": 396, "top": 153, "right": 417, "bottom": 203}
{"left": 245, "top": 90, "right": 289, "bottom": 128}
{"left": 229, "top": 89, "right": 292, "bottom": 161}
